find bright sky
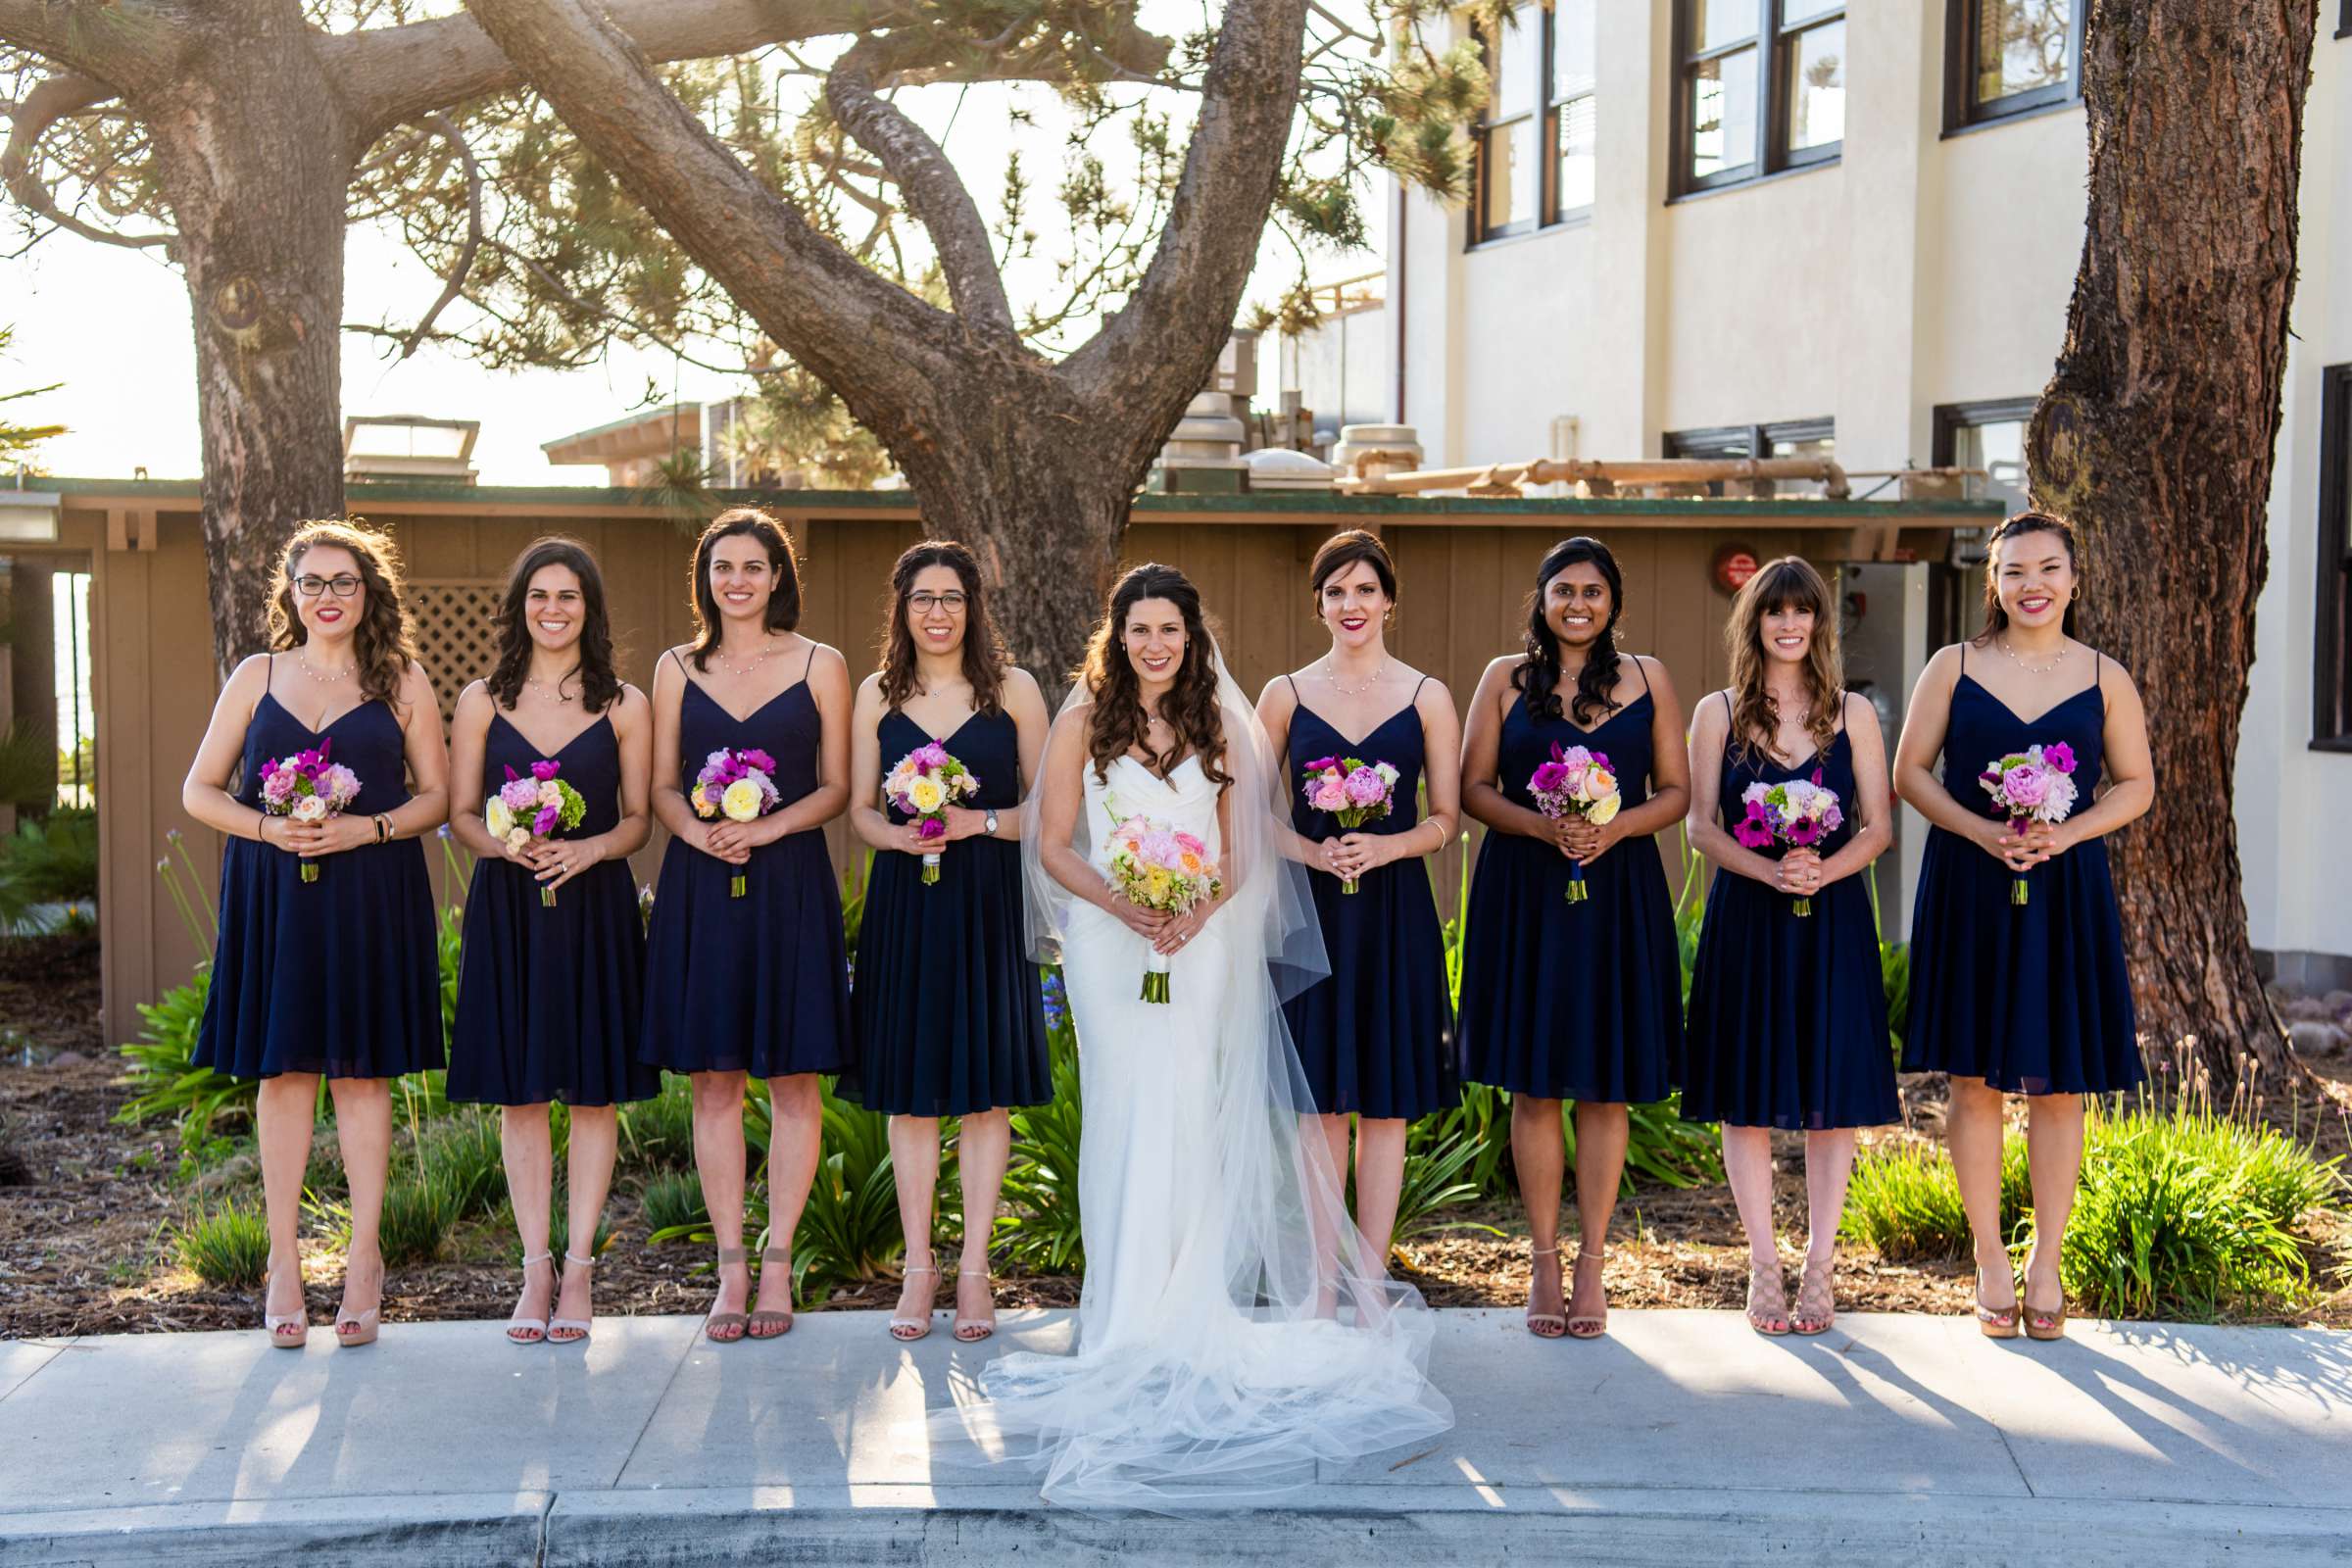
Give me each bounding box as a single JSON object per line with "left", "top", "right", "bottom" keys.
{"left": 1, "top": 23, "right": 1388, "bottom": 488}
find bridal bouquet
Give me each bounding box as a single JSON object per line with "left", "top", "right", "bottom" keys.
{"left": 1528, "top": 742, "right": 1620, "bottom": 905}
{"left": 1299, "top": 754, "right": 1399, "bottom": 894}
{"left": 1105, "top": 810, "right": 1222, "bottom": 1004}
{"left": 1979, "top": 742, "right": 2079, "bottom": 907}
{"left": 487, "top": 760, "right": 588, "bottom": 906}
{"left": 690, "top": 746, "right": 781, "bottom": 898}
{"left": 1732, "top": 771, "right": 1844, "bottom": 916}
{"left": 259, "top": 739, "right": 362, "bottom": 884}
{"left": 884, "top": 740, "right": 981, "bottom": 886}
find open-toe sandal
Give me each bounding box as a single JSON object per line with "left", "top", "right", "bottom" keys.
{"left": 1566, "top": 1250, "right": 1609, "bottom": 1341}
{"left": 507, "top": 1250, "right": 554, "bottom": 1346}
{"left": 1745, "top": 1259, "right": 1790, "bottom": 1337}
{"left": 1974, "top": 1267, "right": 2021, "bottom": 1340}
{"left": 746, "top": 1245, "right": 793, "bottom": 1340}
{"left": 1524, "top": 1244, "right": 1568, "bottom": 1339}
{"left": 1792, "top": 1257, "right": 1837, "bottom": 1337}
{"left": 549, "top": 1251, "right": 597, "bottom": 1345}
{"left": 262, "top": 1265, "right": 309, "bottom": 1349}
{"left": 954, "top": 1269, "right": 997, "bottom": 1343}
{"left": 704, "top": 1246, "right": 750, "bottom": 1343}
{"left": 891, "top": 1261, "right": 937, "bottom": 1343}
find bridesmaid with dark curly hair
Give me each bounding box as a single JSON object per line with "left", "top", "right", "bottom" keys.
{"left": 183, "top": 519, "right": 448, "bottom": 1349}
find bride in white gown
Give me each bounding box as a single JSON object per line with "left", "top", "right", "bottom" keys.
{"left": 931, "top": 564, "right": 1452, "bottom": 1509}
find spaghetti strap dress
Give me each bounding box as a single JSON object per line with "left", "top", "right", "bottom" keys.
{"left": 844, "top": 707, "right": 1051, "bottom": 1116}
{"left": 194, "top": 677, "right": 443, "bottom": 1080}
{"left": 1456, "top": 662, "right": 1683, "bottom": 1102}
{"left": 1280, "top": 677, "right": 1458, "bottom": 1119}
{"left": 1681, "top": 699, "right": 1897, "bottom": 1129}
{"left": 448, "top": 711, "right": 658, "bottom": 1106}
{"left": 1902, "top": 648, "right": 2142, "bottom": 1094}
{"left": 640, "top": 649, "right": 855, "bottom": 1077}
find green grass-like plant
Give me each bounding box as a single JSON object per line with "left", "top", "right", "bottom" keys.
{"left": 639, "top": 1169, "right": 710, "bottom": 1237}
{"left": 618, "top": 1078, "right": 698, "bottom": 1170}
{"left": 998, "top": 1028, "right": 1088, "bottom": 1273}
{"left": 419, "top": 1110, "right": 508, "bottom": 1219}
{"left": 377, "top": 1174, "right": 464, "bottom": 1266}
{"left": 173, "top": 1197, "right": 270, "bottom": 1287}
{"left": 1841, "top": 1136, "right": 2030, "bottom": 1261}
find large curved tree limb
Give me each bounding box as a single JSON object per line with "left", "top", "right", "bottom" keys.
{"left": 0, "top": 0, "right": 192, "bottom": 95}
{"left": 2, "top": 70, "right": 173, "bottom": 248}
{"left": 462, "top": 0, "right": 959, "bottom": 418}
{"left": 326, "top": 0, "right": 904, "bottom": 154}
{"left": 1061, "top": 0, "right": 1307, "bottom": 454}
{"left": 825, "top": 35, "right": 1014, "bottom": 338}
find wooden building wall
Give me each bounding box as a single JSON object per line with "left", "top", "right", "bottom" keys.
{"left": 81, "top": 498, "right": 1853, "bottom": 1047}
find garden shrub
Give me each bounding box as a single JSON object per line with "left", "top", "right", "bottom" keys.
{"left": 174, "top": 1197, "right": 270, "bottom": 1287}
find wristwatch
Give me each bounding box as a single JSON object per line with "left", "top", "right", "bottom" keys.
{"left": 984, "top": 808, "right": 1001, "bottom": 836}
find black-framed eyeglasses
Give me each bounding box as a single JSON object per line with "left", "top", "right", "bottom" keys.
{"left": 294, "top": 574, "right": 364, "bottom": 599}
{"left": 909, "top": 592, "right": 968, "bottom": 613}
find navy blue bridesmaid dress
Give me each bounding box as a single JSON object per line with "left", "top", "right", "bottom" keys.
{"left": 1681, "top": 698, "right": 1897, "bottom": 1129}
{"left": 1279, "top": 677, "right": 1457, "bottom": 1120}
{"left": 1903, "top": 647, "right": 2142, "bottom": 1094}
{"left": 844, "top": 708, "right": 1051, "bottom": 1116}
{"left": 448, "top": 710, "right": 659, "bottom": 1106}
{"left": 640, "top": 647, "right": 854, "bottom": 1077}
{"left": 194, "top": 671, "right": 443, "bottom": 1080}
{"left": 1456, "top": 661, "right": 1683, "bottom": 1102}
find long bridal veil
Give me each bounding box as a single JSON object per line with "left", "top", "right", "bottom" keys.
{"left": 928, "top": 638, "right": 1453, "bottom": 1510}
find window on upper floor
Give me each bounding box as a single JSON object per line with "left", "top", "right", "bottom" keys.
{"left": 1944, "top": 0, "right": 2082, "bottom": 132}
{"left": 1932, "top": 398, "right": 2036, "bottom": 516}
{"left": 2316, "top": 366, "right": 2352, "bottom": 750}
{"left": 1673, "top": 1, "right": 1845, "bottom": 197}
{"left": 1471, "top": 0, "right": 1598, "bottom": 245}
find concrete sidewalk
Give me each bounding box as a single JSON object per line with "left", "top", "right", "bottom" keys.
{"left": 1, "top": 1308, "right": 2346, "bottom": 1565}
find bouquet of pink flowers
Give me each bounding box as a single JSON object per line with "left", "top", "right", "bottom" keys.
{"left": 1733, "top": 771, "right": 1844, "bottom": 916}
{"left": 884, "top": 740, "right": 982, "bottom": 886}
{"left": 487, "top": 760, "right": 588, "bottom": 906}
{"left": 1979, "top": 742, "right": 2079, "bottom": 907}
{"left": 1104, "top": 808, "right": 1222, "bottom": 1003}
{"left": 690, "top": 746, "right": 781, "bottom": 898}
{"left": 1529, "top": 742, "right": 1620, "bottom": 904}
{"left": 259, "top": 738, "right": 362, "bottom": 884}
{"left": 1300, "top": 754, "right": 1399, "bottom": 894}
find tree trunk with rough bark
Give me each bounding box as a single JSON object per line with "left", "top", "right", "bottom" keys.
{"left": 139, "top": 18, "right": 354, "bottom": 672}
{"left": 2027, "top": 0, "right": 2316, "bottom": 1085}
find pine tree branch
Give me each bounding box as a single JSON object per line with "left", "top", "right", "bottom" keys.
{"left": 825, "top": 34, "right": 1014, "bottom": 338}
{"left": 396, "top": 112, "right": 483, "bottom": 361}
{"left": 1, "top": 70, "right": 173, "bottom": 249}
{"left": 331, "top": 0, "right": 905, "bottom": 153}
{"left": 0, "top": 1, "right": 191, "bottom": 93}
{"left": 1062, "top": 0, "right": 1307, "bottom": 444}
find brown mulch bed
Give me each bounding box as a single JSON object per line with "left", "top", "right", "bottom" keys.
{"left": 4, "top": 930, "right": 2348, "bottom": 1338}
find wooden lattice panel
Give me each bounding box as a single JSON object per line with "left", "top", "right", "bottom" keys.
{"left": 409, "top": 580, "right": 503, "bottom": 722}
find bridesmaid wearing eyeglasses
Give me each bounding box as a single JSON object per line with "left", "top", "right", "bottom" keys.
{"left": 183, "top": 520, "right": 449, "bottom": 1349}
{"left": 843, "top": 541, "right": 1053, "bottom": 1345}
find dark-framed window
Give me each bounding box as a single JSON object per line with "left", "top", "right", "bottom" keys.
{"left": 2316, "top": 365, "right": 2352, "bottom": 749}
{"left": 1931, "top": 397, "right": 2036, "bottom": 515}
{"left": 1944, "top": 0, "right": 2082, "bottom": 132}
{"left": 1665, "top": 416, "right": 1835, "bottom": 493}
{"left": 1672, "top": 1, "right": 1845, "bottom": 197}
{"left": 2339, "top": 0, "right": 2351, "bottom": 39}
{"left": 1471, "top": 0, "right": 1598, "bottom": 245}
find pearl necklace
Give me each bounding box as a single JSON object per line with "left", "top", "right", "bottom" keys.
{"left": 1323, "top": 656, "right": 1386, "bottom": 697}
{"left": 716, "top": 640, "right": 783, "bottom": 680}
{"left": 296, "top": 652, "right": 352, "bottom": 685}
{"left": 526, "top": 668, "right": 579, "bottom": 706}
{"left": 1995, "top": 636, "right": 2069, "bottom": 675}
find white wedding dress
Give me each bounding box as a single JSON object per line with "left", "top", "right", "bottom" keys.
{"left": 930, "top": 655, "right": 1452, "bottom": 1511}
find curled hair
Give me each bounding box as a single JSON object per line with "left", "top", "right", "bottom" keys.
{"left": 1513, "top": 536, "right": 1623, "bottom": 726}
{"left": 1724, "top": 557, "right": 1842, "bottom": 763}
{"left": 268, "top": 519, "right": 418, "bottom": 711}
{"left": 486, "top": 537, "right": 622, "bottom": 714}
{"left": 1307, "top": 528, "right": 1397, "bottom": 605}
{"left": 1973, "top": 510, "right": 2081, "bottom": 643}
{"left": 688, "top": 507, "right": 803, "bottom": 670}
{"left": 876, "top": 540, "right": 1007, "bottom": 717}
{"left": 1078, "top": 563, "right": 1230, "bottom": 789}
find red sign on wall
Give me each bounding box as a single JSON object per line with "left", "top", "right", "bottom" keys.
{"left": 1712, "top": 543, "right": 1760, "bottom": 595}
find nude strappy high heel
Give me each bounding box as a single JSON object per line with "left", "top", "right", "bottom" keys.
{"left": 1525, "top": 1244, "right": 1568, "bottom": 1339}
{"left": 1565, "top": 1249, "right": 1608, "bottom": 1340}
{"left": 746, "top": 1245, "right": 793, "bottom": 1340}
{"left": 954, "top": 1268, "right": 997, "bottom": 1343}
{"left": 507, "top": 1250, "right": 555, "bottom": 1346}
{"left": 548, "top": 1251, "right": 596, "bottom": 1345}
{"left": 891, "top": 1259, "right": 937, "bottom": 1343}
{"left": 704, "top": 1246, "right": 750, "bottom": 1343}
{"left": 1745, "top": 1258, "right": 1791, "bottom": 1337}
{"left": 1792, "top": 1255, "right": 1837, "bottom": 1337}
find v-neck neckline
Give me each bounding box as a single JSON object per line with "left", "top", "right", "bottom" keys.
{"left": 1296, "top": 700, "right": 1416, "bottom": 753}
{"left": 685, "top": 676, "right": 808, "bottom": 728}
{"left": 492, "top": 709, "right": 610, "bottom": 760}
{"left": 1959, "top": 672, "right": 2100, "bottom": 728}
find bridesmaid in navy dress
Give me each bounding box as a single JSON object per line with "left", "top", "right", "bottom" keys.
{"left": 843, "top": 541, "right": 1053, "bottom": 1344}
{"left": 447, "top": 538, "right": 657, "bottom": 1345}
{"left": 1895, "top": 512, "right": 2151, "bottom": 1342}
{"left": 1683, "top": 558, "right": 1896, "bottom": 1339}
{"left": 641, "top": 508, "right": 854, "bottom": 1343}
{"left": 182, "top": 520, "right": 448, "bottom": 1349}
{"left": 1457, "top": 536, "right": 1689, "bottom": 1340}
{"left": 1255, "top": 530, "right": 1460, "bottom": 1283}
